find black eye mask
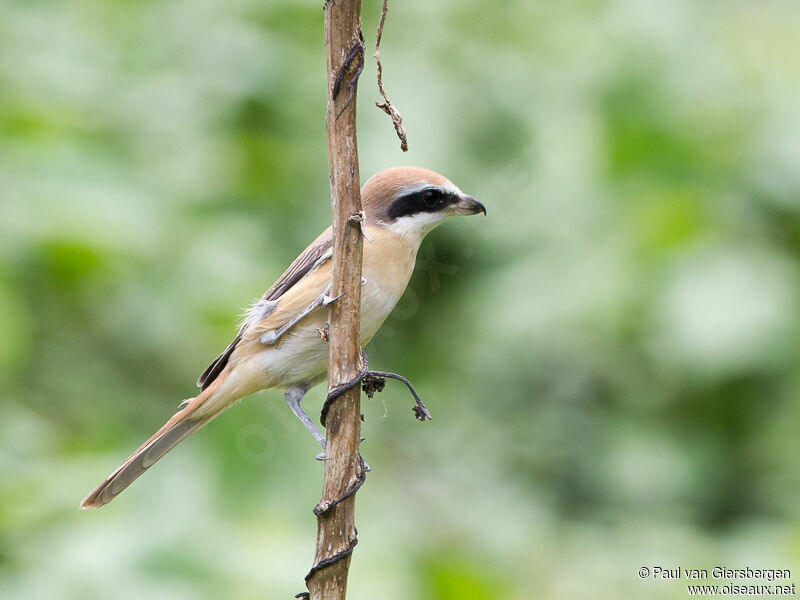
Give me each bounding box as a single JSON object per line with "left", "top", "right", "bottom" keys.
{"left": 387, "top": 188, "right": 458, "bottom": 219}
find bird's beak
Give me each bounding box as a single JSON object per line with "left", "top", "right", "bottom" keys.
{"left": 451, "top": 194, "right": 486, "bottom": 216}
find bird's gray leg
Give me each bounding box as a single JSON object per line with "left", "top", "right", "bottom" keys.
{"left": 259, "top": 284, "right": 340, "bottom": 345}
{"left": 285, "top": 378, "right": 371, "bottom": 470}
{"left": 284, "top": 385, "right": 328, "bottom": 460}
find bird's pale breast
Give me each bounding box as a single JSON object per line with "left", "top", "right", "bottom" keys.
{"left": 253, "top": 225, "right": 418, "bottom": 389}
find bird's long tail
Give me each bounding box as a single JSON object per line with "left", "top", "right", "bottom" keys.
{"left": 80, "top": 367, "right": 233, "bottom": 509}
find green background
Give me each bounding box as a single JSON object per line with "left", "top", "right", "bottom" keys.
{"left": 1, "top": 1, "right": 799, "bottom": 598}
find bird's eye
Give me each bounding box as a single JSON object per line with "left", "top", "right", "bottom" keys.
{"left": 422, "top": 189, "right": 440, "bottom": 209}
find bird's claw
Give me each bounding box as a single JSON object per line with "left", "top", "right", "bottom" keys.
{"left": 259, "top": 330, "right": 279, "bottom": 345}
{"left": 322, "top": 293, "right": 341, "bottom": 306}
{"left": 314, "top": 440, "right": 370, "bottom": 471}
{"left": 260, "top": 286, "right": 338, "bottom": 346}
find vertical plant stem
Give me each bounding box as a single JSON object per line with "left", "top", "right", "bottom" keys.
{"left": 306, "top": 1, "right": 364, "bottom": 599}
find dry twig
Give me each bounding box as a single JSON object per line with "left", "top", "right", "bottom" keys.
{"left": 374, "top": 0, "right": 408, "bottom": 151}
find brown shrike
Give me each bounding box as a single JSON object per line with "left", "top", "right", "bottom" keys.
{"left": 81, "top": 166, "right": 485, "bottom": 509}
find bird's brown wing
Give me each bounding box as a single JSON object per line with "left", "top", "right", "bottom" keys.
{"left": 196, "top": 227, "right": 333, "bottom": 389}
{"left": 262, "top": 227, "right": 333, "bottom": 302}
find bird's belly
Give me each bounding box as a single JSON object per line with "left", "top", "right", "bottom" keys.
{"left": 255, "top": 277, "right": 407, "bottom": 388}
{"left": 256, "top": 319, "right": 330, "bottom": 388}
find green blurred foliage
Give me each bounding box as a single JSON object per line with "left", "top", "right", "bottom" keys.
{"left": 1, "top": 0, "right": 800, "bottom": 598}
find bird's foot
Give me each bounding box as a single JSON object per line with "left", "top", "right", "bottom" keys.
{"left": 260, "top": 285, "right": 338, "bottom": 345}
{"left": 314, "top": 440, "right": 370, "bottom": 471}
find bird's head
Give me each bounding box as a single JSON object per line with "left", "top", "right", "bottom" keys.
{"left": 362, "top": 166, "right": 486, "bottom": 241}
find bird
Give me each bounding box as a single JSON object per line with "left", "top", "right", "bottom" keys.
{"left": 80, "top": 166, "right": 486, "bottom": 509}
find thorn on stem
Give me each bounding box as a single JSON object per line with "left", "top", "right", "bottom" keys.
{"left": 349, "top": 211, "right": 372, "bottom": 242}
{"left": 333, "top": 34, "right": 365, "bottom": 119}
